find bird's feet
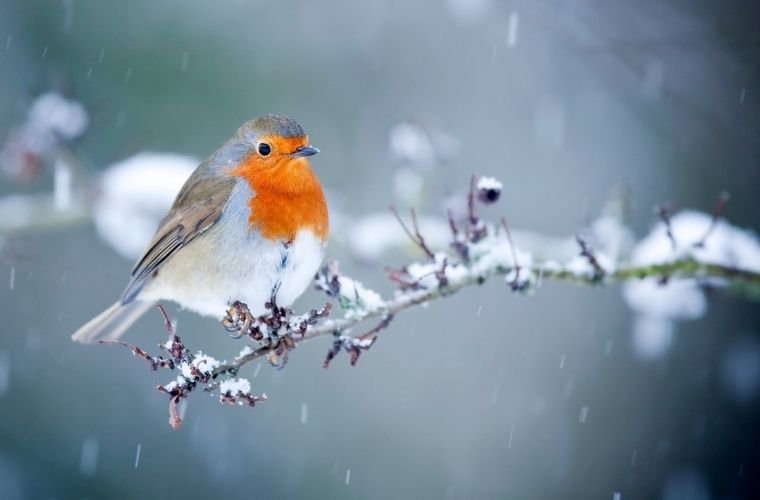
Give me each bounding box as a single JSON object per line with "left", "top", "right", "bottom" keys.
{"left": 222, "top": 301, "right": 253, "bottom": 339}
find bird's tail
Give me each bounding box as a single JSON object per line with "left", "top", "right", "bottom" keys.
{"left": 71, "top": 300, "right": 156, "bottom": 344}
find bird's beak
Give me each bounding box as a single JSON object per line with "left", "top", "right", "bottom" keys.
{"left": 290, "top": 145, "right": 320, "bottom": 158}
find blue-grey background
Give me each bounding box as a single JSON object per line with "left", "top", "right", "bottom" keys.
{"left": 1, "top": 0, "right": 759, "bottom": 498}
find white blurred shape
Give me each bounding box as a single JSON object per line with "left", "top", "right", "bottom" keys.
{"left": 389, "top": 121, "right": 458, "bottom": 167}
{"left": 533, "top": 97, "right": 565, "bottom": 149}
{"left": 628, "top": 210, "right": 760, "bottom": 272}
{"left": 219, "top": 378, "right": 251, "bottom": 395}
{"left": 578, "top": 406, "right": 589, "bottom": 423}
{"left": 79, "top": 437, "right": 99, "bottom": 477}
{"left": 348, "top": 212, "right": 450, "bottom": 261}
{"left": 662, "top": 469, "right": 710, "bottom": 500}
{"left": 631, "top": 315, "right": 673, "bottom": 359}
{"left": 591, "top": 215, "right": 635, "bottom": 264}
{"left": 134, "top": 443, "right": 142, "bottom": 469}
{"left": 476, "top": 176, "right": 503, "bottom": 192}
{"left": 623, "top": 210, "right": 760, "bottom": 359}
{"left": 445, "top": 0, "right": 491, "bottom": 23}
{"left": 53, "top": 160, "right": 72, "bottom": 211}
{"left": 28, "top": 92, "right": 89, "bottom": 140}
{"left": 94, "top": 152, "right": 196, "bottom": 259}
{"left": 507, "top": 13, "right": 519, "bottom": 47}
{"left": 301, "top": 403, "right": 308, "bottom": 424}
{"left": 1, "top": 92, "right": 89, "bottom": 181}
{"left": 389, "top": 122, "right": 436, "bottom": 166}
{"left": 624, "top": 278, "right": 706, "bottom": 320}
{"left": 720, "top": 338, "right": 760, "bottom": 403}
{"left": 178, "top": 399, "right": 189, "bottom": 420}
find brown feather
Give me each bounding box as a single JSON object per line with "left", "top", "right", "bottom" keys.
{"left": 121, "top": 167, "right": 236, "bottom": 304}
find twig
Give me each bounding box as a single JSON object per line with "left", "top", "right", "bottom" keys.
{"left": 500, "top": 216, "right": 521, "bottom": 290}
{"left": 98, "top": 339, "right": 175, "bottom": 370}
{"left": 575, "top": 233, "right": 606, "bottom": 281}
{"left": 654, "top": 202, "right": 678, "bottom": 250}
{"left": 694, "top": 191, "right": 730, "bottom": 248}
{"left": 390, "top": 206, "right": 436, "bottom": 259}
{"left": 467, "top": 174, "right": 478, "bottom": 226}
{"left": 447, "top": 208, "right": 469, "bottom": 261}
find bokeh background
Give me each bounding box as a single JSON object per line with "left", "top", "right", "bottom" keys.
{"left": 1, "top": 0, "right": 760, "bottom": 498}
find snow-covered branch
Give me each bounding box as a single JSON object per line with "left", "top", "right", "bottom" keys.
{"left": 216, "top": 220, "right": 760, "bottom": 375}
{"left": 100, "top": 174, "right": 760, "bottom": 428}
{"left": 4, "top": 94, "right": 760, "bottom": 428}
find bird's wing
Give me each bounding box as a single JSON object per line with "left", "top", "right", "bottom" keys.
{"left": 120, "top": 168, "right": 237, "bottom": 304}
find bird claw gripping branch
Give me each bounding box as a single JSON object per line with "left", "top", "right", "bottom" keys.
{"left": 222, "top": 300, "right": 332, "bottom": 345}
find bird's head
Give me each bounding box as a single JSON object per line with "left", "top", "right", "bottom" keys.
{"left": 230, "top": 115, "right": 319, "bottom": 178}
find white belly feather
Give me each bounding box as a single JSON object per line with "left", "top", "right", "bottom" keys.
{"left": 139, "top": 181, "right": 325, "bottom": 318}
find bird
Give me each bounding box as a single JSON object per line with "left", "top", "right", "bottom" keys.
{"left": 72, "top": 114, "right": 328, "bottom": 343}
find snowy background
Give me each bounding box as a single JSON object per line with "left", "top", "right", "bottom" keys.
{"left": 1, "top": 0, "right": 760, "bottom": 498}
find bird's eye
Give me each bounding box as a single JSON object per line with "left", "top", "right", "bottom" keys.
{"left": 258, "top": 143, "right": 271, "bottom": 156}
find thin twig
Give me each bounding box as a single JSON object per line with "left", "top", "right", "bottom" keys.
{"left": 575, "top": 233, "right": 606, "bottom": 280}
{"left": 694, "top": 191, "right": 730, "bottom": 248}
{"left": 467, "top": 174, "right": 478, "bottom": 225}
{"left": 390, "top": 206, "right": 436, "bottom": 259}
{"left": 500, "top": 216, "right": 521, "bottom": 289}
{"left": 654, "top": 202, "right": 678, "bottom": 250}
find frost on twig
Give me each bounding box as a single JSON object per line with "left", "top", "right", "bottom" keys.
{"left": 102, "top": 305, "right": 266, "bottom": 430}
{"left": 102, "top": 175, "right": 760, "bottom": 428}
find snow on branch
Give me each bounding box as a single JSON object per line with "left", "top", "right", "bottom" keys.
{"left": 101, "top": 175, "right": 760, "bottom": 428}
{"left": 3, "top": 95, "right": 760, "bottom": 427}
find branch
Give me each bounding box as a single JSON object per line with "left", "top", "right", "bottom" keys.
{"left": 95, "top": 172, "right": 760, "bottom": 429}
{"left": 213, "top": 257, "right": 760, "bottom": 376}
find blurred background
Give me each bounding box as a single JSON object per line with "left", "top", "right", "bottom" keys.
{"left": 1, "top": 0, "right": 759, "bottom": 498}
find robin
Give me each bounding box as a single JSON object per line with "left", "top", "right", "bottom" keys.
{"left": 72, "top": 115, "right": 328, "bottom": 343}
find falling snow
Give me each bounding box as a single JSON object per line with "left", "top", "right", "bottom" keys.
{"left": 301, "top": 403, "right": 308, "bottom": 424}
{"left": 507, "top": 13, "right": 519, "bottom": 47}
{"left": 579, "top": 406, "right": 590, "bottom": 423}
{"left": 79, "top": 438, "right": 99, "bottom": 477}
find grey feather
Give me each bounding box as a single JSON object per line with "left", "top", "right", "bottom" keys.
{"left": 71, "top": 300, "right": 156, "bottom": 344}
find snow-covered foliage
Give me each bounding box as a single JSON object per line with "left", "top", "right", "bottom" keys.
{"left": 28, "top": 93, "right": 89, "bottom": 141}
{"left": 476, "top": 176, "right": 503, "bottom": 192}
{"left": 1, "top": 92, "right": 88, "bottom": 182}
{"left": 219, "top": 378, "right": 251, "bottom": 396}
{"left": 334, "top": 275, "right": 385, "bottom": 316}
{"left": 93, "top": 152, "right": 196, "bottom": 258}
{"left": 388, "top": 121, "right": 458, "bottom": 167}
{"left": 623, "top": 210, "right": 760, "bottom": 358}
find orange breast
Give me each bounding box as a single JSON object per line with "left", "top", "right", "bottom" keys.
{"left": 230, "top": 157, "right": 329, "bottom": 243}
